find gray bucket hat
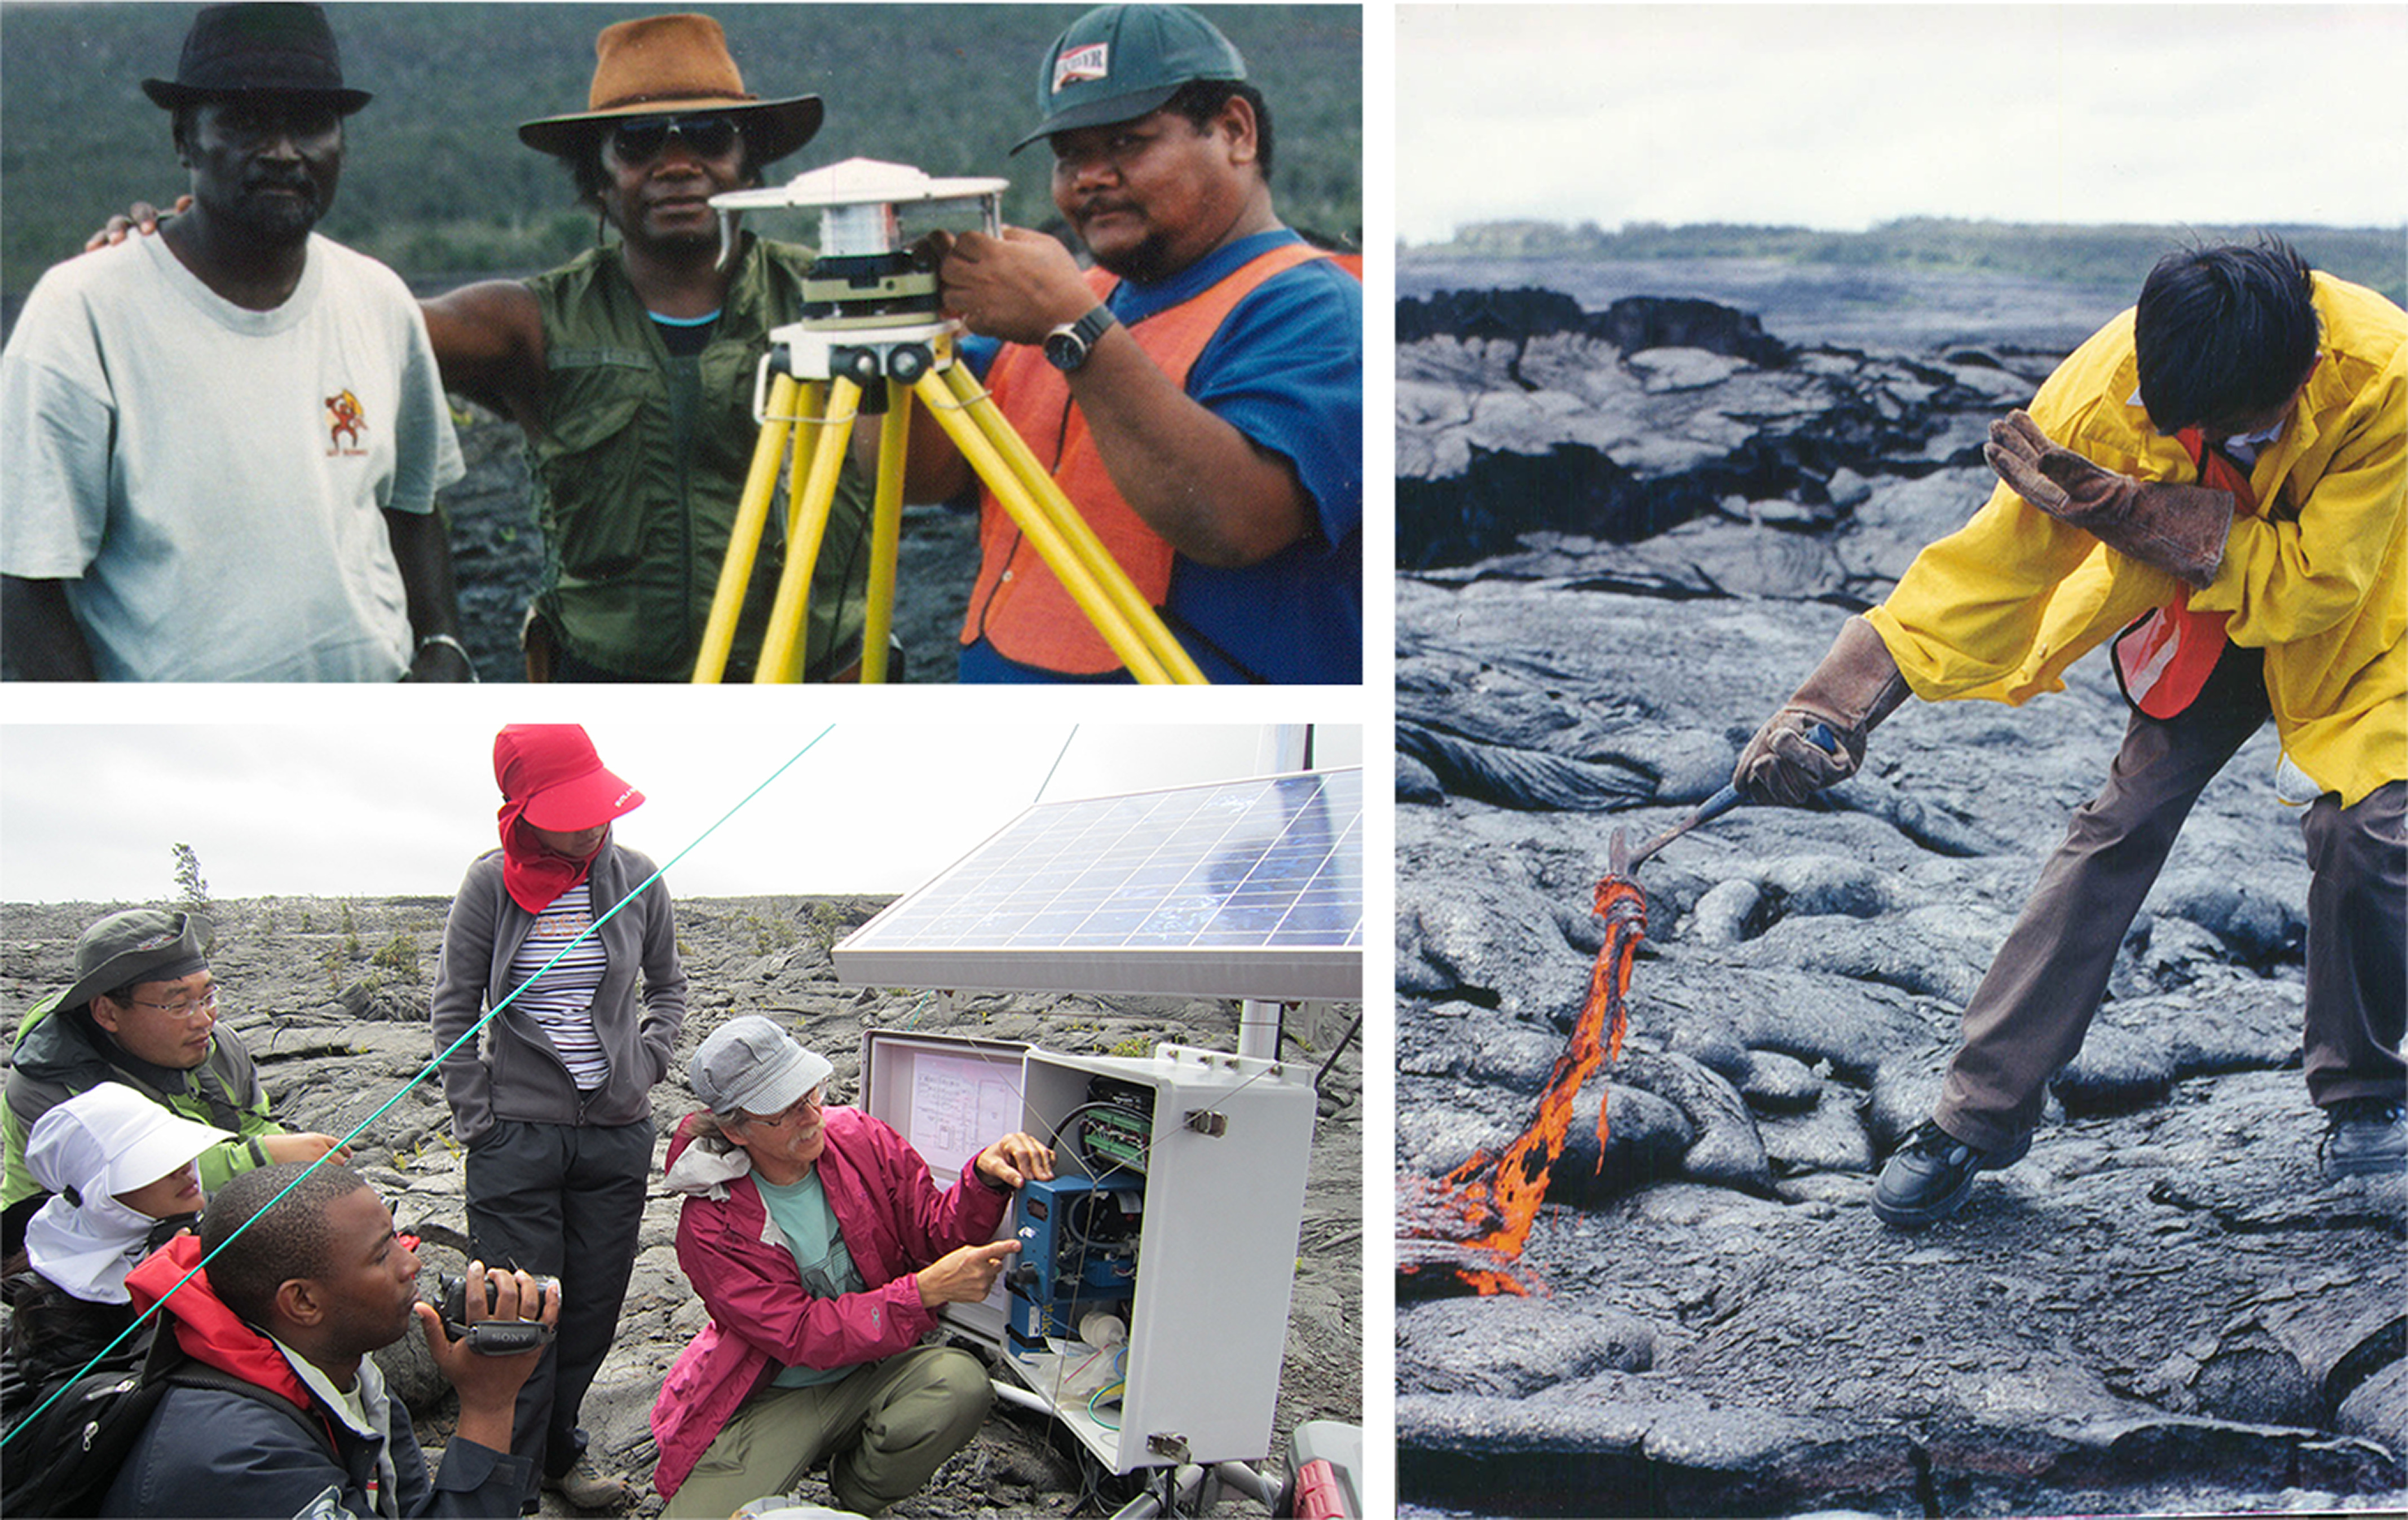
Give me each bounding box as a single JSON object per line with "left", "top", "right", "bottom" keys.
{"left": 691, "top": 1015, "right": 833, "bottom": 1118}
{"left": 1010, "top": 3, "right": 1246, "bottom": 154}
{"left": 58, "top": 909, "right": 214, "bottom": 1018}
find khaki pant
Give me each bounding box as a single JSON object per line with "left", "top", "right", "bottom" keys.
{"left": 1936, "top": 642, "right": 2406, "bottom": 1152}
{"left": 666, "top": 1346, "right": 993, "bottom": 1519}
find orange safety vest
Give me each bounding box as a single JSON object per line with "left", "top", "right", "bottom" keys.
{"left": 960, "top": 240, "right": 1338, "bottom": 675}
{"left": 2110, "top": 430, "right": 2251, "bottom": 719}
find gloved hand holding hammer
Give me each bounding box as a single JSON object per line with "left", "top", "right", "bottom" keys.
{"left": 1732, "top": 615, "right": 1913, "bottom": 805}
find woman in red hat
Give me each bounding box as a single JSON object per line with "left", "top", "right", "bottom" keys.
{"left": 430, "top": 724, "right": 687, "bottom": 1508}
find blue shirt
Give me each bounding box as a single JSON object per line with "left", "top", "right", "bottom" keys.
{"left": 959, "top": 228, "right": 1362, "bottom": 685}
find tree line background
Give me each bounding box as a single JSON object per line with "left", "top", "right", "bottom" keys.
{"left": 0, "top": 2, "right": 1365, "bottom": 301}
{"left": 1409, "top": 218, "right": 2407, "bottom": 309}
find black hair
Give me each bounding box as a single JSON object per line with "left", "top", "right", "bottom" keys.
{"left": 1163, "top": 78, "right": 1273, "bottom": 181}
{"left": 2133, "top": 236, "right": 2321, "bottom": 433}
{"left": 200, "top": 1162, "right": 370, "bottom": 1327}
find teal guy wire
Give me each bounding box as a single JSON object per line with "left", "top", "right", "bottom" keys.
{"left": 0, "top": 724, "right": 837, "bottom": 1450}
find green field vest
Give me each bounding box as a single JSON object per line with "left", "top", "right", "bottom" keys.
{"left": 526, "top": 235, "right": 875, "bottom": 681}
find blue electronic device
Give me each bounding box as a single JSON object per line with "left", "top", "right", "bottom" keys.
{"left": 1006, "top": 1173, "right": 1140, "bottom": 1351}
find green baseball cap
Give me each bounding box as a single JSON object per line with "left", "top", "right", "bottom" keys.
{"left": 1010, "top": 4, "right": 1247, "bottom": 155}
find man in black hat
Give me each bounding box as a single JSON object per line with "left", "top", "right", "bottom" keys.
{"left": 1, "top": 908, "right": 349, "bottom": 1259}
{"left": 905, "top": 3, "right": 1362, "bottom": 685}
{"left": 0, "top": 2, "right": 472, "bottom": 683}
{"left": 417, "top": 12, "right": 876, "bottom": 683}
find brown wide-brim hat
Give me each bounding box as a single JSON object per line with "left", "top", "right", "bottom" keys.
{"left": 518, "top": 13, "right": 822, "bottom": 165}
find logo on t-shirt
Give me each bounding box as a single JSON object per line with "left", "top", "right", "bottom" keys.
{"left": 1051, "top": 42, "right": 1109, "bottom": 93}
{"left": 324, "top": 389, "right": 369, "bottom": 456}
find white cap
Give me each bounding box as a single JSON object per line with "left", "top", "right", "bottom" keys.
{"left": 27, "top": 1083, "right": 231, "bottom": 1205}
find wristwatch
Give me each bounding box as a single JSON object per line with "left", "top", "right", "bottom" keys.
{"left": 1043, "top": 305, "right": 1118, "bottom": 372}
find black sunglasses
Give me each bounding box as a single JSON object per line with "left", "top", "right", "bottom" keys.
{"left": 607, "top": 113, "right": 741, "bottom": 164}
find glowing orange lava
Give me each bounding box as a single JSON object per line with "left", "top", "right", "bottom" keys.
{"left": 1402, "top": 871, "right": 1648, "bottom": 1295}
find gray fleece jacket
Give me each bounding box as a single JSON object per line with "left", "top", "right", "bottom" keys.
{"left": 430, "top": 841, "right": 686, "bottom": 1142}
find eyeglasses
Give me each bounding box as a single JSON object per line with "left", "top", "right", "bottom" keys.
{"left": 607, "top": 113, "right": 741, "bottom": 165}
{"left": 742, "top": 1085, "right": 825, "bottom": 1129}
{"left": 127, "top": 987, "right": 219, "bottom": 1021}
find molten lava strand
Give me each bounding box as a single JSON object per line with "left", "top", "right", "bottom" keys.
{"left": 1399, "top": 871, "right": 1647, "bottom": 1295}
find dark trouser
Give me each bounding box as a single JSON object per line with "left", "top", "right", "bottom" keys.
{"left": 1935, "top": 643, "right": 2407, "bottom": 1151}
{"left": 464, "top": 1116, "right": 654, "bottom": 1502}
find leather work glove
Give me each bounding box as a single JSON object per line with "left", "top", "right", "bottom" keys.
{"left": 1732, "top": 616, "right": 1913, "bottom": 806}
{"left": 1984, "top": 411, "right": 2234, "bottom": 589}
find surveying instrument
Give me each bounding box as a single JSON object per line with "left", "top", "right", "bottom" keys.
{"left": 692, "top": 159, "right": 1207, "bottom": 684}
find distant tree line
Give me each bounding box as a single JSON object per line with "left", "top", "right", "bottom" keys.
{"left": 1410, "top": 218, "right": 2407, "bottom": 308}
{"left": 1, "top": 3, "right": 1362, "bottom": 299}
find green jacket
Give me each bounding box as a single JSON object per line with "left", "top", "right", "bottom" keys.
{"left": 2, "top": 991, "right": 282, "bottom": 1214}
{"left": 526, "top": 234, "right": 876, "bottom": 681}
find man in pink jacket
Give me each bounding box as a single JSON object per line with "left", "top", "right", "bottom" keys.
{"left": 651, "top": 1016, "right": 1052, "bottom": 1516}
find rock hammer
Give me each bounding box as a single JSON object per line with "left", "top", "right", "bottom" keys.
{"left": 1609, "top": 722, "right": 1840, "bottom": 876}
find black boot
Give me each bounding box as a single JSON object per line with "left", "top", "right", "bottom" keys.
{"left": 2321, "top": 1098, "right": 2406, "bottom": 1179}
{"left": 1872, "top": 1120, "right": 2031, "bottom": 1228}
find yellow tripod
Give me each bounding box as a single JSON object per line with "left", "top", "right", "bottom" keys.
{"left": 691, "top": 160, "right": 1205, "bottom": 684}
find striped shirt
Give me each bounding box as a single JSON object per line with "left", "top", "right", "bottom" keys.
{"left": 506, "top": 882, "right": 611, "bottom": 1091}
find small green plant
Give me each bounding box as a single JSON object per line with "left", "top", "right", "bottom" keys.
{"left": 321, "top": 948, "right": 345, "bottom": 995}
{"left": 805, "top": 901, "right": 848, "bottom": 955}
{"left": 371, "top": 932, "right": 421, "bottom": 984}
{"left": 170, "top": 842, "right": 211, "bottom": 913}
{"left": 338, "top": 898, "right": 357, "bottom": 936}
{"left": 742, "top": 911, "right": 797, "bottom": 956}
{"left": 1109, "top": 1037, "right": 1153, "bottom": 1060}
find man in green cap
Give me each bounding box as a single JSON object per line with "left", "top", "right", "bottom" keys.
{"left": 908, "top": 3, "right": 1362, "bottom": 685}
{"left": 2, "top": 907, "right": 349, "bottom": 1259}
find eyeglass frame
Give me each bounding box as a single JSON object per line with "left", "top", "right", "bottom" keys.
{"left": 116, "top": 985, "right": 221, "bottom": 1021}
{"left": 735, "top": 1084, "right": 826, "bottom": 1130}
{"left": 603, "top": 112, "right": 743, "bottom": 166}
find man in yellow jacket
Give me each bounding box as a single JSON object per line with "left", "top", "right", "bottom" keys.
{"left": 1736, "top": 239, "right": 2405, "bottom": 1226}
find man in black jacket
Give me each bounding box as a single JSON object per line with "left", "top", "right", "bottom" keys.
{"left": 102, "top": 1162, "right": 557, "bottom": 1518}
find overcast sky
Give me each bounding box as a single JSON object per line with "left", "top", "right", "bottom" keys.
{"left": 1396, "top": 5, "right": 2408, "bottom": 244}
{"left": 0, "top": 718, "right": 1361, "bottom": 903}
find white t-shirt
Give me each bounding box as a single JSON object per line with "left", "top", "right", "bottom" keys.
{"left": 1, "top": 232, "right": 464, "bottom": 681}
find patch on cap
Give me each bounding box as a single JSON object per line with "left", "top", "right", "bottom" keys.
{"left": 1051, "top": 42, "right": 1110, "bottom": 94}
{"left": 133, "top": 930, "right": 178, "bottom": 953}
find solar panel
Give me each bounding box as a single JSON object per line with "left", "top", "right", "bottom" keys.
{"left": 832, "top": 769, "right": 1362, "bottom": 1000}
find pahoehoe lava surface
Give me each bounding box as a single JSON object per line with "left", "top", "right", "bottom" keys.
{"left": 1395, "top": 263, "right": 2405, "bottom": 1518}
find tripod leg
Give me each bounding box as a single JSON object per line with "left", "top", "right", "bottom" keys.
{"left": 693, "top": 371, "right": 802, "bottom": 683}
{"left": 911, "top": 371, "right": 1176, "bottom": 684}
{"left": 753, "top": 377, "right": 863, "bottom": 682}
{"left": 930, "top": 364, "right": 1208, "bottom": 684}
{"left": 783, "top": 381, "right": 830, "bottom": 541}
{"left": 860, "top": 379, "right": 912, "bottom": 684}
